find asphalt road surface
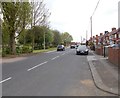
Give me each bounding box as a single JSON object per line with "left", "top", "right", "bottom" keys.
{"left": 2, "top": 48, "right": 115, "bottom": 96}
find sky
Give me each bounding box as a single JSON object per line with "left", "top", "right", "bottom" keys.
{"left": 44, "top": 0, "right": 119, "bottom": 42}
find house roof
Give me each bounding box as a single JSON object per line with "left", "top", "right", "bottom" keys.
{"left": 117, "top": 28, "right": 120, "bottom": 34}
{"left": 109, "top": 29, "right": 117, "bottom": 35}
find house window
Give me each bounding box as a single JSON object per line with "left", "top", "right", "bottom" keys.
{"left": 119, "top": 33, "right": 120, "bottom": 38}
{"left": 112, "top": 35, "right": 115, "bottom": 39}
{"left": 115, "top": 34, "right": 117, "bottom": 38}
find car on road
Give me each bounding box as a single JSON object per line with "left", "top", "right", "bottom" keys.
{"left": 76, "top": 45, "right": 89, "bottom": 55}
{"left": 75, "top": 44, "right": 79, "bottom": 49}
{"left": 57, "top": 45, "right": 65, "bottom": 51}
{"left": 70, "top": 45, "right": 76, "bottom": 49}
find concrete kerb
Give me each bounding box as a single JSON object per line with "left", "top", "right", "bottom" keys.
{"left": 87, "top": 55, "right": 119, "bottom": 96}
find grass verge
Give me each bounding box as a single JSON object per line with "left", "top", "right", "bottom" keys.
{"left": 33, "top": 48, "right": 56, "bottom": 53}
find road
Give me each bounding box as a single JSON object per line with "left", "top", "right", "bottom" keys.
{"left": 2, "top": 48, "right": 115, "bottom": 96}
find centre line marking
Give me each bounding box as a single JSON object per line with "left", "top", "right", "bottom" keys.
{"left": 0, "top": 77, "right": 12, "bottom": 84}
{"left": 61, "top": 53, "right": 65, "bottom": 56}
{"left": 46, "top": 50, "right": 56, "bottom": 53}
{"left": 27, "top": 61, "right": 48, "bottom": 71}
{"left": 51, "top": 56, "right": 59, "bottom": 60}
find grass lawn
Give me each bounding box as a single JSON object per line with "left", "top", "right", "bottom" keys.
{"left": 33, "top": 47, "right": 56, "bottom": 53}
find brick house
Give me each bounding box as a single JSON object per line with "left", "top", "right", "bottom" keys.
{"left": 108, "top": 28, "right": 117, "bottom": 45}
{"left": 103, "top": 31, "right": 109, "bottom": 46}
{"left": 95, "top": 33, "right": 104, "bottom": 55}
{"left": 108, "top": 28, "right": 120, "bottom": 67}
{"left": 116, "top": 28, "right": 120, "bottom": 46}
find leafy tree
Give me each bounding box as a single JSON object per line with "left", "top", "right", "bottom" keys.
{"left": 2, "top": 22, "right": 9, "bottom": 45}
{"left": 1, "top": 2, "right": 31, "bottom": 54}
{"left": 52, "top": 30, "right": 62, "bottom": 46}
{"left": 45, "top": 29, "right": 54, "bottom": 48}
{"left": 34, "top": 26, "right": 44, "bottom": 49}
{"left": 19, "top": 29, "right": 33, "bottom": 45}
{"left": 30, "top": 1, "right": 51, "bottom": 50}
{"left": 33, "top": 26, "right": 53, "bottom": 49}
{"left": 61, "top": 32, "right": 73, "bottom": 46}
{"left": 19, "top": 26, "right": 53, "bottom": 50}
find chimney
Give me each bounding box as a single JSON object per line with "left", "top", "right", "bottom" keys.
{"left": 112, "top": 27, "right": 116, "bottom": 31}
{"left": 100, "top": 33, "right": 103, "bottom": 36}
{"left": 105, "top": 31, "right": 108, "bottom": 34}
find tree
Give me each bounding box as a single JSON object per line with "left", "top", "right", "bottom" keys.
{"left": 19, "top": 29, "right": 33, "bottom": 45}
{"left": 52, "top": 30, "right": 61, "bottom": 46}
{"left": 1, "top": 2, "right": 31, "bottom": 54}
{"left": 61, "top": 32, "right": 73, "bottom": 46}
{"left": 45, "top": 28, "right": 54, "bottom": 48}
{"left": 2, "top": 22, "right": 9, "bottom": 45}
{"left": 30, "top": 0, "right": 51, "bottom": 50}
{"left": 33, "top": 26, "right": 53, "bottom": 49}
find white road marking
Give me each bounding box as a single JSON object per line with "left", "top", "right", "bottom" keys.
{"left": 45, "top": 50, "right": 56, "bottom": 53}
{"left": 27, "top": 61, "right": 48, "bottom": 71}
{"left": 51, "top": 56, "right": 60, "bottom": 60}
{"left": 0, "top": 77, "right": 12, "bottom": 84}
{"left": 61, "top": 53, "right": 65, "bottom": 56}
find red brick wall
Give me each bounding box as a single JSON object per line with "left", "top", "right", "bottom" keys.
{"left": 108, "top": 47, "right": 120, "bottom": 67}
{"left": 95, "top": 46, "right": 103, "bottom": 55}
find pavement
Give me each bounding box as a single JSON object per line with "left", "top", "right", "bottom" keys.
{"left": 87, "top": 50, "right": 119, "bottom": 96}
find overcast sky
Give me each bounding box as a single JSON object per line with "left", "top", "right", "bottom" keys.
{"left": 44, "top": 0, "right": 119, "bottom": 42}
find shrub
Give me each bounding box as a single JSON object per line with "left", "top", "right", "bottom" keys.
{"left": 45, "top": 46, "right": 50, "bottom": 49}
{"left": 16, "top": 46, "right": 22, "bottom": 54}
{"left": 2, "top": 47, "right": 10, "bottom": 56}
{"left": 22, "top": 45, "right": 32, "bottom": 53}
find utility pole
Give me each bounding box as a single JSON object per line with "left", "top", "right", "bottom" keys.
{"left": 81, "top": 36, "right": 82, "bottom": 44}
{"left": 90, "top": 16, "right": 92, "bottom": 41}
{"left": 118, "top": 1, "right": 120, "bottom": 27}
{"left": 90, "top": 0, "right": 100, "bottom": 42}
{"left": 86, "top": 30, "right": 88, "bottom": 41}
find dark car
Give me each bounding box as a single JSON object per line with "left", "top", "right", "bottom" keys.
{"left": 70, "top": 45, "right": 76, "bottom": 49}
{"left": 76, "top": 45, "right": 89, "bottom": 55}
{"left": 57, "top": 45, "right": 65, "bottom": 51}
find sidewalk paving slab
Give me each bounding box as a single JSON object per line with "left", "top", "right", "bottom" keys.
{"left": 87, "top": 51, "right": 119, "bottom": 96}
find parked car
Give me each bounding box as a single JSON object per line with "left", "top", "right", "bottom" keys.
{"left": 70, "top": 45, "right": 76, "bottom": 49}
{"left": 57, "top": 45, "right": 65, "bottom": 51}
{"left": 75, "top": 44, "right": 79, "bottom": 49}
{"left": 76, "top": 45, "right": 89, "bottom": 55}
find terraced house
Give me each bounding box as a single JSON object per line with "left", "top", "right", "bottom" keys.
{"left": 89, "top": 27, "right": 120, "bottom": 66}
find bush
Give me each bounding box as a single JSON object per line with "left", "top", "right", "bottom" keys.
{"left": 34, "top": 45, "right": 43, "bottom": 50}
{"left": 45, "top": 46, "right": 50, "bottom": 49}
{"left": 22, "top": 45, "right": 32, "bottom": 53}
{"left": 2, "top": 47, "right": 10, "bottom": 56}
{"left": 16, "top": 46, "right": 22, "bottom": 54}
